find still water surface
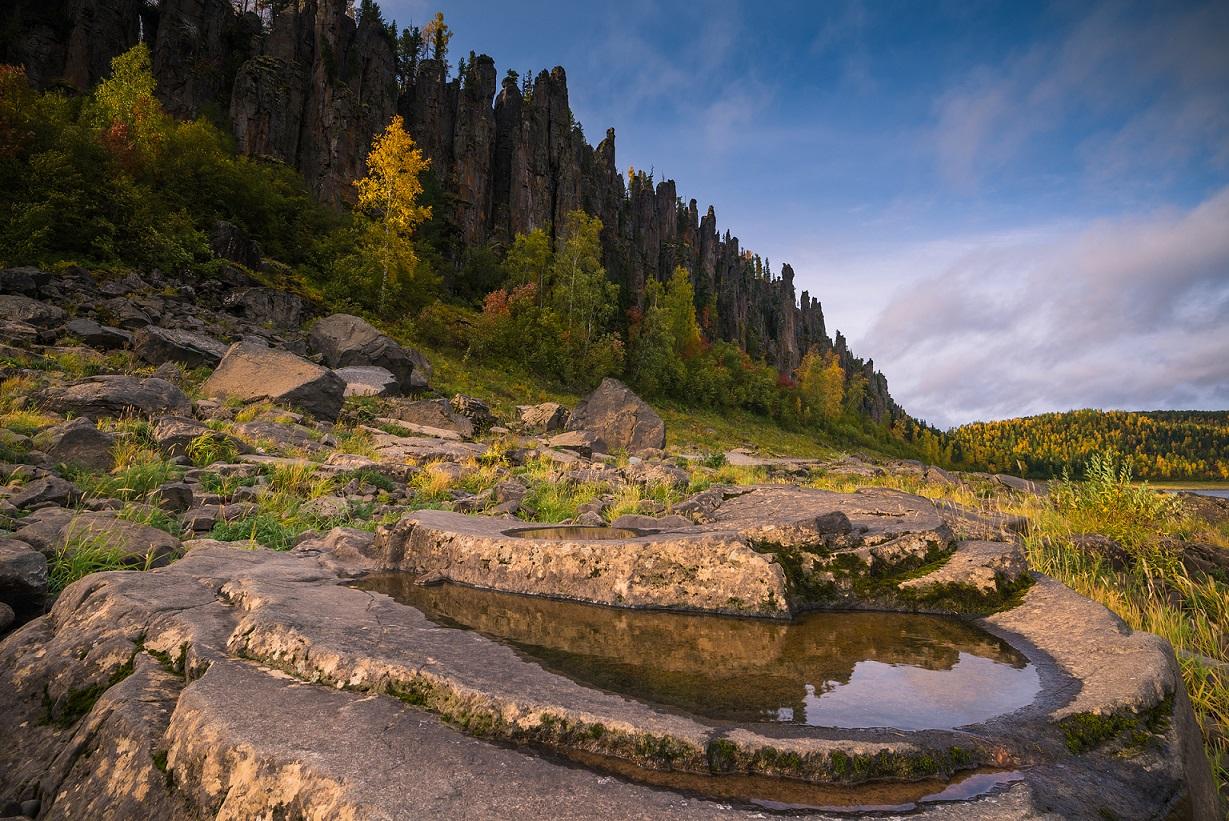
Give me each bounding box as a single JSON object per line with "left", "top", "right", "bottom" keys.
{"left": 359, "top": 574, "right": 1040, "bottom": 731}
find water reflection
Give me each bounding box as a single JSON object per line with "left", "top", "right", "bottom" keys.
{"left": 359, "top": 574, "right": 1039, "bottom": 731}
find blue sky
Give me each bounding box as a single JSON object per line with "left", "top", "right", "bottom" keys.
{"left": 387, "top": 1, "right": 1229, "bottom": 427}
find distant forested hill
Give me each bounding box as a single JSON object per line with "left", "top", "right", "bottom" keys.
{"left": 948, "top": 410, "right": 1229, "bottom": 480}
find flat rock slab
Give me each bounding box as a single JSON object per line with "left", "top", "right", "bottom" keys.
{"left": 0, "top": 540, "right": 1214, "bottom": 820}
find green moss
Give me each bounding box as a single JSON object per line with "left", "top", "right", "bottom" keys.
{"left": 39, "top": 650, "right": 137, "bottom": 729}
{"left": 1059, "top": 696, "right": 1173, "bottom": 754}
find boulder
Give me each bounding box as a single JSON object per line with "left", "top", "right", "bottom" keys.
{"left": 152, "top": 416, "right": 211, "bottom": 457}
{"left": 233, "top": 420, "right": 327, "bottom": 453}
{"left": 0, "top": 294, "right": 64, "bottom": 327}
{"left": 43, "top": 375, "right": 192, "bottom": 419}
{"left": 450, "top": 394, "right": 495, "bottom": 432}
{"left": 209, "top": 220, "right": 263, "bottom": 268}
{"left": 0, "top": 266, "right": 50, "bottom": 297}
{"left": 133, "top": 326, "right": 228, "bottom": 368}
{"left": 518, "top": 402, "right": 569, "bottom": 432}
{"left": 223, "top": 287, "right": 303, "bottom": 327}
{"left": 308, "top": 313, "right": 429, "bottom": 392}
{"left": 12, "top": 508, "right": 181, "bottom": 567}
{"left": 387, "top": 399, "right": 474, "bottom": 438}
{"left": 9, "top": 476, "right": 81, "bottom": 510}
{"left": 994, "top": 474, "right": 1043, "bottom": 494}
{"left": 0, "top": 538, "right": 48, "bottom": 609}
{"left": 62, "top": 317, "right": 131, "bottom": 350}
{"left": 33, "top": 418, "right": 115, "bottom": 471}
{"left": 335, "top": 366, "right": 398, "bottom": 397}
{"left": 566, "top": 378, "right": 665, "bottom": 454}
{"left": 202, "top": 342, "right": 346, "bottom": 421}
{"left": 547, "top": 430, "right": 596, "bottom": 457}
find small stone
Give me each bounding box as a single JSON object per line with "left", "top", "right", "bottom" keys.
{"left": 33, "top": 418, "right": 115, "bottom": 471}
{"left": 10, "top": 476, "right": 80, "bottom": 509}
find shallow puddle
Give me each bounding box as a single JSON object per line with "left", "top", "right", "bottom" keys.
{"left": 358, "top": 575, "right": 1040, "bottom": 731}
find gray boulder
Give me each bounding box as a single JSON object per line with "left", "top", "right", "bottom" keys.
{"left": 223, "top": 287, "right": 303, "bottom": 327}
{"left": 0, "top": 294, "right": 65, "bottom": 327}
{"left": 63, "top": 317, "right": 131, "bottom": 350}
{"left": 309, "top": 314, "right": 430, "bottom": 392}
{"left": 134, "top": 326, "right": 228, "bottom": 368}
{"left": 450, "top": 395, "right": 495, "bottom": 433}
{"left": 43, "top": 375, "right": 192, "bottom": 419}
{"left": 0, "top": 266, "right": 50, "bottom": 297}
{"left": 387, "top": 398, "right": 474, "bottom": 438}
{"left": 203, "top": 342, "right": 345, "bottom": 421}
{"left": 0, "top": 538, "right": 48, "bottom": 610}
{"left": 335, "top": 366, "right": 398, "bottom": 397}
{"left": 33, "top": 418, "right": 115, "bottom": 471}
{"left": 518, "top": 402, "right": 569, "bottom": 432}
{"left": 567, "top": 378, "right": 665, "bottom": 454}
{"left": 10, "top": 476, "right": 81, "bottom": 510}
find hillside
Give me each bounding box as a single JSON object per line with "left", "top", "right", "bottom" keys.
{"left": 0, "top": 0, "right": 900, "bottom": 420}
{"left": 950, "top": 409, "right": 1229, "bottom": 481}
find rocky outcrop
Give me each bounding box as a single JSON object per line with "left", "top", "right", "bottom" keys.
{"left": 42, "top": 375, "right": 193, "bottom": 419}
{"left": 567, "top": 378, "right": 665, "bottom": 454}
{"left": 202, "top": 341, "right": 346, "bottom": 421}
{"left": 309, "top": 313, "right": 429, "bottom": 392}
{"left": 133, "top": 326, "right": 229, "bottom": 368}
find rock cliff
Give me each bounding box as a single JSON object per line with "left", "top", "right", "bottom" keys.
{"left": 1, "top": 0, "right": 900, "bottom": 419}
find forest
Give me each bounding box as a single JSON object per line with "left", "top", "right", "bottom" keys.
{"left": 949, "top": 409, "right": 1229, "bottom": 480}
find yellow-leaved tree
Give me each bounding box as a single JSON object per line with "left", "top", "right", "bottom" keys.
{"left": 796, "top": 349, "right": 846, "bottom": 422}
{"left": 353, "top": 114, "right": 431, "bottom": 312}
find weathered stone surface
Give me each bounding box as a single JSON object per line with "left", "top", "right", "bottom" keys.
{"left": 567, "top": 378, "right": 665, "bottom": 454}
{"left": 309, "top": 314, "right": 428, "bottom": 392}
{"left": 334, "top": 365, "right": 398, "bottom": 397}
{"left": 0, "top": 266, "right": 50, "bottom": 297}
{"left": 202, "top": 342, "right": 345, "bottom": 421}
{"left": 62, "top": 317, "right": 131, "bottom": 350}
{"left": 547, "top": 430, "right": 595, "bottom": 456}
{"left": 386, "top": 398, "right": 474, "bottom": 437}
{"left": 900, "top": 540, "right": 1028, "bottom": 596}
{"left": 0, "top": 294, "right": 64, "bottom": 327}
{"left": 33, "top": 418, "right": 115, "bottom": 471}
{"left": 518, "top": 402, "right": 570, "bottom": 432}
{"left": 9, "top": 476, "right": 80, "bottom": 509}
{"left": 0, "top": 541, "right": 1214, "bottom": 820}
{"left": 450, "top": 394, "right": 496, "bottom": 432}
{"left": 133, "top": 326, "right": 228, "bottom": 368}
{"left": 994, "top": 474, "right": 1044, "bottom": 494}
{"left": 223, "top": 286, "right": 303, "bottom": 327}
{"left": 152, "top": 416, "right": 226, "bottom": 458}
{"left": 43, "top": 375, "right": 192, "bottom": 419}
{"left": 12, "top": 508, "right": 181, "bottom": 567}
{"left": 0, "top": 538, "right": 47, "bottom": 609}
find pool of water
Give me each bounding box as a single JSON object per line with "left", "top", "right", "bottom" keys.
{"left": 358, "top": 575, "right": 1040, "bottom": 731}
{"left": 504, "top": 525, "right": 649, "bottom": 540}
{"left": 1162, "top": 488, "right": 1229, "bottom": 499}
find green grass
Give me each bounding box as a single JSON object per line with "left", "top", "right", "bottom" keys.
{"left": 48, "top": 530, "right": 162, "bottom": 593}
{"left": 186, "top": 431, "right": 240, "bottom": 467}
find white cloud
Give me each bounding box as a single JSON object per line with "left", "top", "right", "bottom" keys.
{"left": 860, "top": 187, "right": 1229, "bottom": 428}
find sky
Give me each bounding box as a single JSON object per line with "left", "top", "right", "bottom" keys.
{"left": 383, "top": 0, "right": 1229, "bottom": 428}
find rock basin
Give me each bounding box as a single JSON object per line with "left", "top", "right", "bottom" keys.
{"left": 0, "top": 485, "right": 1219, "bottom": 819}
{"left": 359, "top": 576, "right": 1041, "bottom": 732}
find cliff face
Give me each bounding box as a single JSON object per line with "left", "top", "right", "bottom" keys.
{"left": 0, "top": 0, "right": 902, "bottom": 421}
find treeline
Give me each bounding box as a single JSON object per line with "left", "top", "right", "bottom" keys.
{"left": 949, "top": 410, "right": 1229, "bottom": 480}
{"left": 0, "top": 45, "right": 928, "bottom": 458}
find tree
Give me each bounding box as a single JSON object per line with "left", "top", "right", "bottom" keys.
{"left": 422, "top": 12, "right": 451, "bottom": 66}
{"left": 93, "top": 43, "right": 165, "bottom": 158}
{"left": 353, "top": 115, "right": 431, "bottom": 311}
{"left": 549, "top": 211, "right": 617, "bottom": 346}
{"left": 396, "top": 25, "right": 424, "bottom": 92}
{"left": 503, "top": 228, "right": 551, "bottom": 294}
{"left": 659, "top": 266, "right": 703, "bottom": 359}
{"left": 796, "top": 349, "right": 845, "bottom": 423}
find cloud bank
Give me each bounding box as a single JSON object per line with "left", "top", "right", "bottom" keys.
{"left": 865, "top": 186, "right": 1229, "bottom": 429}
